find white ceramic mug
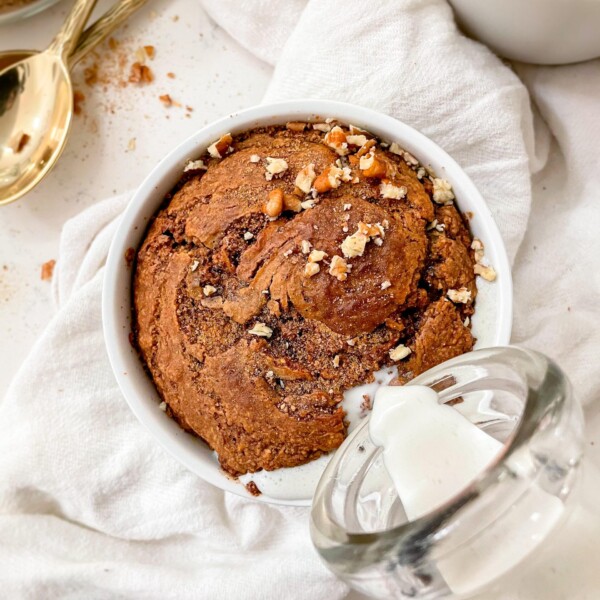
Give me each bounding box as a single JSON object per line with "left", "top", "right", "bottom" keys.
{"left": 449, "top": 0, "right": 600, "bottom": 64}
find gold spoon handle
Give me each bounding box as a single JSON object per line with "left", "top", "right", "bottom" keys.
{"left": 47, "top": 0, "right": 99, "bottom": 60}
{"left": 69, "top": 0, "right": 149, "bottom": 66}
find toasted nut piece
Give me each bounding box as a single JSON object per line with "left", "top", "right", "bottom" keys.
{"left": 308, "top": 249, "right": 327, "bottom": 263}
{"left": 264, "top": 189, "right": 284, "bottom": 218}
{"left": 332, "top": 355, "right": 340, "bottom": 368}
{"left": 208, "top": 133, "right": 233, "bottom": 158}
{"left": 356, "top": 139, "right": 376, "bottom": 157}
{"left": 359, "top": 152, "right": 387, "bottom": 179}
{"left": 329, "top": 255, "right": 352, "bottom": 281}
{"left": 390, "top": 142, "right": 419, "bottom": 166}
{"left": 248, "top": 322, "right": 273, "bottom": 338}
{"left": 249, "top": 154, "right": 261, "bottom": 163}
{"left": 203, "top": 285, "right": 217, "bottom": 296}
{"left": 389, "top": 142, "right": 404, "bottom": 156}
{"left": 301, "top": 240, "right": 312, "bottom": 254}
{"left": 286, "top": 121, "right": 307, "bottom": 132}
{"left": 389, "top": 344, "right": 411, "bottom": 361}
{"left": 283, "top": 193, "right": 302, "bottom": 213}
{"left": 432, "top": 178, "right": 455, "bottom": 205}
{"left": 304, "top": 262, "right": 320, "bottom": 277}
{"left": 474, "top": 263, "right": 497, "bottom": 281}
{"left": 381, "top": 280, "right": 392, "bottom": 290}
{"left": 184, "top": 159, "right": 207, "bottom": 172}
{"left": 341, "top": 232, "right": 368, "bottom": 258}
{"left": 314, "top": 165, "right": 344, "bottom": 193}
{"left": 447, "top": 288, "right": 472, "bottom": 303}
{"left": 379, "top": 181, "right": 407, "bottom": 199}
{"left": 313, "top": 172, "right": 331, "bottom": 194}
{"left": 265, "top": 157, "right": 288, "bottom": 178}
{"left": 324, "top": 126, "right": 349, "bottom": 156}
{"left": 471, "top": 238, "right": 485, "bottom": 263}
{"left": 346, "top": 134, "right": 368, "bottom": 147}
{"left": 295, "top": 163, "right": 316, "bottom": 194}
{"left": 349, "top": 123, "right": 367, "bottom": 134}
{"left": 313, "top": 123, "right": 331, "bottom": 132}
{"left": 357, "top": 221, "right": 385, "bottom": 238}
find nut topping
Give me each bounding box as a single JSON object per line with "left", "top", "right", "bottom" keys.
{"left": 207, "top": 133, "right": 233, "bottom": 159}
{"left": 359, "top": 151, "right": 387, "bottom": 179}
{"left": 474, "top": 263, "right": 497, "bottom": 281}
{"left": 295, "top": 163, "right": 316, "bottom": 194}
{"left": 265, "top": 157, "right": 289, "bottom": 180}
{"left": 313, "top": 165, "right": 344, "bottom": 193}
{"left": 447, "top": 288, "right": 472, "bottom": 304}
{"left": 329, "top": 255, "right": 352, "bottom": 281}
{"left": 304, "top": 262, "right": 320, "bottom": 277}
{"left": 264, "top": 189, "right": 284, "bottom": 218}
{"left": 432, "top": 178, "right": 455, "bottom": 205}
{"left": 184, "top": 159, "right": 207, "bottom": 172}
{"left": 308, "top": 249, "right": 327, "bottom": 263}
{"left": 389, "top": 344, "right": 411, "bottom": 361}
{"left": 323, "top": 126, "right": 349, "bottom": 156}
{"left": 379, "top": 181, "right": 407, "bottom": 199}
{"left": 248, "top": 323, "right": 273, "bottom": 338}
{"left": 346, "top": 134, "right": 368, "bottom": 147}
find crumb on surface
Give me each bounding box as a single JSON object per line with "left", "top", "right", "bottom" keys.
{"left": 129, "top": 62, "right": 154, "bottom": 84}
{"left": 41, "top": 260, "right": 55, "bottom": 281}
{"left": 245, "top": 481, "right": 261, "bottom": 497}
{"left": 124, "top": 247, "right": 135, "bottom": 268}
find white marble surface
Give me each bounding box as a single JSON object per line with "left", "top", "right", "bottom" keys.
{"left": 1, "top": 2, "right": 598, "bottom": 598}
{"left": 0, "top": 0, "right": 271, "bottom": 397}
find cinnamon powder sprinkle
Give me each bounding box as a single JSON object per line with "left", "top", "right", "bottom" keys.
{"left": 73, "top": 91, "right": 85, "bottom": 115}
{"left": 83, "top": 63, "right": 98, "bottom": 86}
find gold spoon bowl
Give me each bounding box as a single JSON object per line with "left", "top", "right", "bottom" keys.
{"left": 0, "top": 0, "right": 148, "bottom": 207}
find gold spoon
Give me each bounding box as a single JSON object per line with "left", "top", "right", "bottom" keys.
{"left": 0, "top": 0, "right": 148, "bottom": 206}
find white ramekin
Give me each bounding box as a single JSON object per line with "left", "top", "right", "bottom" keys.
{"left": 102, "top": 100, "right": 513, "bottom": 506}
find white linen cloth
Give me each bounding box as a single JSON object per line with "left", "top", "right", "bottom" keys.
{"left": 1, "top": 1, "right": 599, "bottom": 598}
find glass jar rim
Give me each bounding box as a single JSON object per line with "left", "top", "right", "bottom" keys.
{"left": 310, "top": 346, "right": 577, "bottom": 552}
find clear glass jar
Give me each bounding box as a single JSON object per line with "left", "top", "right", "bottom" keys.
{"left": 310, "top": 346, "right": 585, "bottom": 599}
